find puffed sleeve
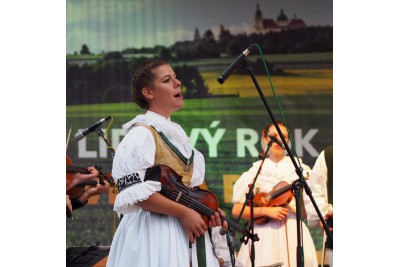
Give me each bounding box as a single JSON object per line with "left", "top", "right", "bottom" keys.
{"left": 112, "top": 126, "right": 162, "bottom": 214}
{"left": 232, "top": 162, "right": 261, "bottom": 204}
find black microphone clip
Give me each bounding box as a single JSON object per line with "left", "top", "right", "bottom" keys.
{"left": 219, "top": 227, "right": 227, "bottom": 236}
{"left": 268, "top": 134, "right": 285, "bottom": 149}
{"left": 74, "top": 116, "right": 112, "bottom": 141}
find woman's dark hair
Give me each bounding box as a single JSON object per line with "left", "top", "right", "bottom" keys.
{"left": 131, "top": 59, "right": 168, "bottom": 109}
{"left": 263, "top": 120, "right": 287, "bottom": 134}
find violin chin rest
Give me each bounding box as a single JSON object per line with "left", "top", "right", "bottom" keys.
{"left": 144, "top": 165, "right": 161, "bottom": 182}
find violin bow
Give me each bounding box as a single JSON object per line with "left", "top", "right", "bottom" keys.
{"left": 66, "top": 124, "right": 72, "bottom": 151}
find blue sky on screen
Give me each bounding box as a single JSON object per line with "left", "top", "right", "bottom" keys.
{"left": 66, "top": 0, "right": 333, "bottom": 54}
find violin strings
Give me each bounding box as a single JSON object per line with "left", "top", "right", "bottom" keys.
{"left": 162, "top": 187, "right": 216, "bottom": 217}
{"left": 161, "top": 186, "right": 250, "bottom": 236}
{"left": 171, "top": 189, "right": 247, "bottom": 234}
{"left": 270, "top": 184, "right": 293, "bottom": 200}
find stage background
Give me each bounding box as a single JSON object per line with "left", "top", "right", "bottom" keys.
{"left": 66, "top": 0, "right": 333, "bottom": 259}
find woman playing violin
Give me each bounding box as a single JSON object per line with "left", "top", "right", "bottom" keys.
{"left": 231, "top": 121, "right": 318, "bottom": 267}
{"left": 66, "top": 164, "right": 110, "bottom": 217}
{"left": 66, "top": 165, "right": 99, "bottom": 192}
{"left": 106, "top": 59, "right": 227, "bottom": 267}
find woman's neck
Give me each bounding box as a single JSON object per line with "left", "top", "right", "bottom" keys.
{"left": 147, "top": 109, "right": 170, "bottom": 120}
{"left": 269, "top": 153, "right": 285, "bottom": 163}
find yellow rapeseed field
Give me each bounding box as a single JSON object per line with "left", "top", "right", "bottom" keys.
{"left": 203, "top": 69, "right": 333, "bottom": 98}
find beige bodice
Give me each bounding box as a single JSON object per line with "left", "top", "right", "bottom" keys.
{"left": 136, "top": 123, "right": 194, "bottom": 186}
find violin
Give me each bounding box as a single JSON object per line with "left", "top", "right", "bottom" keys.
{"left": 145, "top": 164, "right": 259, "bottom": 243}
{"left": 251, "top": 181, "right": 294, "bottom": 224}
{"left": 66, "top": 155, "right": 114, "bottom": 199}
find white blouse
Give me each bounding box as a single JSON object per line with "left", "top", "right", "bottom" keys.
{"left": 305, "top": 150, "right": 333, "bottom": 228}
{"left": 107, "top": 111, "right": 219, "bottom": 267}
{"left": 112, "top": 110, "right": 205, "bottom": 214}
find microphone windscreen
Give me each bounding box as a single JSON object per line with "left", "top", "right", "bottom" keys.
{"left": 219, "top": 227, "right": 226, "bottom": 236}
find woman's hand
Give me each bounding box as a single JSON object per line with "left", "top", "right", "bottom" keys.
{"left": 66, "top": 166, "right": 100, "bottom": 191}
{"left": 179, "top": 208, "right": 208, "bottom": 244}
{"left": 209, "top": 208, "right": 228, "bottom": 233}
{"left": 264, "top": 206, "right": 289, "bottom": 221}
{"left": 321, "top": 212, "right": 333, "bottom": 231}
{"left": 81, "top": 180, "right": 110, "bottom": 202}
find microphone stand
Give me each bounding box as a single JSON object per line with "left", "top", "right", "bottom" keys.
{"left": 226, "top": 230, "right": 235, "bottom": 267}
{"left": 96, "top": 129, "right": 116, "bottom": 158}
{"left": 95, "top": 127, "right": 130, "bottom": 227}
{"left": 242, "top": 60, "right": 333, "bottom": 267}
{"left": 235, "top": 141, "right": 272, "bottom": 267}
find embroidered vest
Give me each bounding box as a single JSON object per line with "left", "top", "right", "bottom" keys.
{"left": 136, "top": 123, "right": 194, "bottom": 186}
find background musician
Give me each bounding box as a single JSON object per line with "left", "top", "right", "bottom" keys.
{"left": 66, "top": 165, "right": 110, "bottom": 217}
{"left": 231, "top": 120, "right": 318, "bottom": 267}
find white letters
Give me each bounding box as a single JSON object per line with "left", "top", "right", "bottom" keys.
{"left": 77, "top": 137, "right": 97, "bottom": 158}
{"left": 189, "top": 121, "right": 226, "bottom": 158}
{"left": 236, "top": 128, "right": 259, "bottom": 158}
{"left": 294, "top": 129, "right": 319, "bottom": 157}
{"left": 77, "top": 125, "right": 320, "bottom": 159}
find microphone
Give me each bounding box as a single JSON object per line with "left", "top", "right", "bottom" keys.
{"left": 268, "top": 134, "right": 285, "bottom": 149}
{"left": 226, "top": 231, "right": 236, "bottom": 266}
{"left": 219, "top": 227, "right": 227, "bottom": 236}
{"left": 217, "top": 45, "right": 253, "bottom": 84}
{"left": 219, "top": 228, "right": 236, "bottom": 266}
{"left": 74, "top": 116, "right": 112, "bottom": 141}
